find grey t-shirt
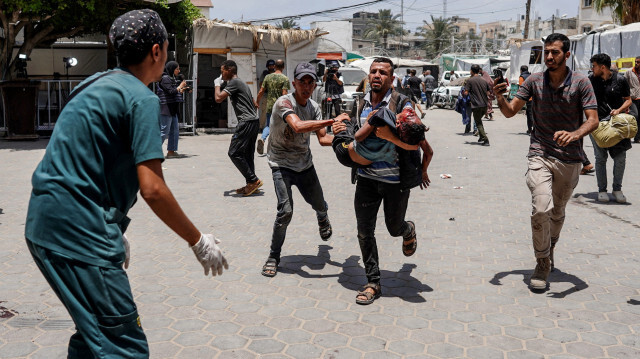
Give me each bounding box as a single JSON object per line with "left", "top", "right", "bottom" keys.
{"left": 223, "top": 78, "right": 258, "bottom": 122}
{"left": 267, "top": 93, "right": 322, "bottom": 172}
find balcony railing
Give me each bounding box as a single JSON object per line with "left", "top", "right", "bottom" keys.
{"left": 1, "top": 78, "right": 195, "bottom": 135}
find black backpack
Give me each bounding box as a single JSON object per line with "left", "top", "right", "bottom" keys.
{"left": 349, "top": 91, "right": 423, "bottom": 190}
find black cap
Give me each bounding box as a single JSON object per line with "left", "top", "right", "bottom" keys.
{"left": 266, "top": 59, "right": 275, "bottom": 66}
{"left": 294, "top": 62, "right": 317, "bottom": 81}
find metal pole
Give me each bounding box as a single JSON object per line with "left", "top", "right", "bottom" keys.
{"left": 192, "top": 53, "right": 198, "bottom": 134}
{"left": 400, "top": 0, "right": 404, "bottom": 57}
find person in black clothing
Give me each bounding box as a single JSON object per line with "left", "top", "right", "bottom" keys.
{"left": 588, "top": 53, "right": 633, "bottom": 203}
{"left": 215, "top": 60, "right": 263, "bottom": 196}
{"left": 323, "top": 63, "right": 344, "bottom": 119}
{"left": 519, "top": 65, "right": 534, "bottom": 134}
{"left": 157, "top": 61, "right": 188, "bottom": 158}
{"left": 406, "top": 69, "right": 426, "bottom": 119}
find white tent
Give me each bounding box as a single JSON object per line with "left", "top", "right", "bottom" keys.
{"left": 349, "top": 57, "right": 437, "bottom": 73}
{"left": 508, "top": 22, "right": 640, "bottom": 82}
{"left": 454, "top": 58, "right": 491, "bottom": 73}
{"left": 191, "top": 20, "right": 324, "bottom": 128}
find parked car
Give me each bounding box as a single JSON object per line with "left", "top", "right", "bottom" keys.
{"left": 440, "top": 70, "right": 470, "bottom": 86}
{"left": 313, "top": 65, "right": 367, "bottom": 118}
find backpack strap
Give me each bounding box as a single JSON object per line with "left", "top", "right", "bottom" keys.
{"left": 62, "top": 70, "right": 129, "bottom": 111}
{"left": 389, "top": 90, "right": 410, "bottom": 114}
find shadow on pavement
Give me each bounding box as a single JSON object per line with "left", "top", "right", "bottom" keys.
{"left": 490, "top": 268, "right": 588, "bottom": 298}
{"left": 279, "top": 245, "right": 432, "bottom": 303}
{"left": 574, "top": 192, "right": 632, "bottom": 205}
{"left": 223, "top": 189, "right": 265, "bottom": 198}
{"left": 628, "top": 299, "right": 640, "bottom": 305}
{"left": 0, "top": 138, "right": 49, "bottom": 151}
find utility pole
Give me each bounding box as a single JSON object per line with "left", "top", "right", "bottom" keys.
{"left": 551, "top": 14, "right": 555, "bottom": 33}
{"left": 524, "top": 0, "right": 531, "bottom": 39}
{"left": 400, "top": 0, "right": 404, "bottom": 57}
{"left": 443, "top": 0, "right": 447, "bottom": 19}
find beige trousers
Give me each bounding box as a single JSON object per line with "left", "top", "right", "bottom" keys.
{"left": 525, "top": 156, "right": 581, "bottom": 259}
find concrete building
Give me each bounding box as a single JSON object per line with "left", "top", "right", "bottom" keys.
{"left": 351, "top": 11, "right": 378, "bottom": 38}
{"left": 578, "top": 0, "right": 618, "bottom": 33}
{"left": 352, "top": 38, "right": 376, "bottom": 56}
{"left": 190, "top": 0, "right": 214, "bottom": 19}
{"left": 311, "top": 20, "right": 353, "bottom": 52}
{"left": 478, "top": 20, "right": 519, "bottom": 39}
{"left": 451, "top": 16, "right": 477, "bottom": 35}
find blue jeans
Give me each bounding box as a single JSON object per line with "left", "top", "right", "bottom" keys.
{"left": 261, "top": 113, "right": 271, "bottom": 141}
{"left": 590, "top": 135, "right": 626, "bottom": 192}
{"left": 27, "top": 240, "right": 148, "bottom": 359}
{"left": 269, "top": 166, "right": 328, "bottom": 262}
{"left": 159, "top": 114, "right": 179, "bottom": 151}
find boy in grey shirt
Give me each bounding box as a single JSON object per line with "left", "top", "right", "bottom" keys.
{"left": 261, "top": 62, "right": 349, "bottom": 277}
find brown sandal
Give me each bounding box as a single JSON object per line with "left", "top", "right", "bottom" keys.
{"left": 355, "top": 283, "right": 382, "bottom": 305}
{"left": 402, "top": 221, "right": 417, "bottom": 257}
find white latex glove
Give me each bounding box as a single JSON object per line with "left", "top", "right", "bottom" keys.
{"left": 191, "top": 233, "right": 228, "bottom": 277}
{"left": 122, "top": 234, "right": 130, "bottom": 269}
{"left": 214, "top": 76, "right": 223, "bottom": 87}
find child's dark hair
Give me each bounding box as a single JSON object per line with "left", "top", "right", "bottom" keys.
{"left": 397, "top": 121, "right": 426, "bottom": 145}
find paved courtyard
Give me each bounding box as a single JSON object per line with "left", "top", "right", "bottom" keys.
{"left": 1, "top": 106, "right": 639, "bottom": 358}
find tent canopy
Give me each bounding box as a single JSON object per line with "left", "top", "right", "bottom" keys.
{"left": 349, "top": 57, "right": 436, "bottom": 72}
{"left": 192, "top": 19, "right": 324, "bottom": 78}
{"left": 508, "top": 22, "right": 640, "bottom": 82}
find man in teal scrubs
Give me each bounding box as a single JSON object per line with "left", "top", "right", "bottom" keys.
{"left": 25, "top": 10, "right": 228, "bottom": 358}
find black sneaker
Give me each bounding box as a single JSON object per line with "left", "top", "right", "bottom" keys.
{"left": 318, "top": 217, "right": 332, "bottom": 241}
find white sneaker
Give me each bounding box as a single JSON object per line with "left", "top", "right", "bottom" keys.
{"left": 612, "top": 191, "right": 626, "bottom": 203}
{"left": 597, "top": 192, "right": 610, "bottom": 202}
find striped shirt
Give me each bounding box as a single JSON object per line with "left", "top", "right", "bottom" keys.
{"left": 515, "top": 67, "right": 598, "bottom": 163}
{"left": 357, "top": 89, "right": 412, "bottom": 183}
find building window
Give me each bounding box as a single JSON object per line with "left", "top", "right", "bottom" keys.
{"left": 583, "top": 0, "right": 592, "bottom": 7}
{"left": 529, "top": 46, "right": 543, "bottom": 64}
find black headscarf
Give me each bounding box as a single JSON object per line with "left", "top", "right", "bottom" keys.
{"left": 165, "top": 61, "right": 179, "bottom": 77}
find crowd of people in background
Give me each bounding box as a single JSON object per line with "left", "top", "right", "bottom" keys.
{"left": 20, "top": 7, "right": 639, "bottom": 355}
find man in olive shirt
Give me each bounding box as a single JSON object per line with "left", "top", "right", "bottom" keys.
{"left": 465, "top": 64, "right": 491, "bottom": 146}
{"left": 256, "top": 59, "right": 289, "bottom": 154}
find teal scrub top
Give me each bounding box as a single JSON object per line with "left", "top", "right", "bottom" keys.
{"left": 25, "top": 68, "right": 164, "bottom": 268}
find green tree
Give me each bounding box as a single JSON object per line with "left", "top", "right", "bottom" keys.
{"left": 276, "top": 18, "right": 299, "bottom": 29}
{"left": 419, "top": 15, "right": 454, "bottom": 59}
{"left": 593, "top": 0, "right": 640, "bottom": 25}
{"left": 363, "top": 9, "right": 402, "bottom": 49}
{"left": 0, "top": 0, "right": 202, "bottom": 80}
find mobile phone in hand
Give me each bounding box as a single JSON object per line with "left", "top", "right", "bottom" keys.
{"left": 493, "top": 69, "right": 504, "bottom": 85}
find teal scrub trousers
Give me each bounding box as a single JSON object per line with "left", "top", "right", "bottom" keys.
{"left": 27, "top": 240, "right": 149, "bottom": 358}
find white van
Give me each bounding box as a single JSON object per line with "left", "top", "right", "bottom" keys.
{"left": 440, "top": 71, "right": 470, "bottom": 86}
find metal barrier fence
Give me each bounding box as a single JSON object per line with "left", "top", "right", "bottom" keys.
{"left": 1, "top": 78, "right": 195, "bottom": 135}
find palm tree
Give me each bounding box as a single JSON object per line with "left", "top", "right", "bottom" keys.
{"left": 593, "top": 0, "right": 640, "bottom": 25}
{"left": 419, "top": 16, "right": 454, "bottom": 59}
{"left": 363, "top": 9, "right": 403, "bottom": 49}
{"left": 276, "top": 18, "right": 299, "bottom": 29}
